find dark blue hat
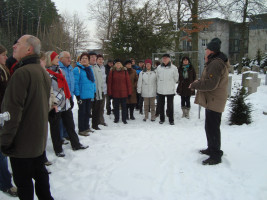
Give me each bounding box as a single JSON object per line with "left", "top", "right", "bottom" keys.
{"left": 162, "top": 53, "right": 170, "bottom": 58}
{"left": 207, "top": 38, "right": 221, "bottom": 53}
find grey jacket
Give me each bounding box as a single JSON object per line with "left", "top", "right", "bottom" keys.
{"left": 137, "top": 70, "right": 157, "bottom": 98}
{"left": 156, "top": 62, "right": 179, "bottom": 95}
{"left": 92, "top": 64, "right": 104, "bottom": 100}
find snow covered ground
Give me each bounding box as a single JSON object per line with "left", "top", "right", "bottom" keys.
{"left": 1, "top": 73, "right": 267, "bottom": 200}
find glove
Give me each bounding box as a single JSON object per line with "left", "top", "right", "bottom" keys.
{"left": 70, "top": 97, "right": 74, "bottom": 109}
{"left": 1, "top": 145, "right": 11, "bottom": 155}
{"left": 76, "top": 96, "right": 82, "bottom": 104}
{"left": 49, "top": 108, "right": 57, "bottom": 120}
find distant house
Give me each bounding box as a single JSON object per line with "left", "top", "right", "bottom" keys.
{"left": 248, "top": 13, "right": 267, "bottom": 59}
{"left": 197, "top": 18, "right": 248, "bottom": 64}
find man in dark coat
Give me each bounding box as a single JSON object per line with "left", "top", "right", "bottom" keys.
{"left": 0, "top": 35, "right": 54, "bottom": 199}
{"left": 190, "top": 38, "right": 229, "bottom": 165}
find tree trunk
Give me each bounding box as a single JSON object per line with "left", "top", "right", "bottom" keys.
{"left": 237, "top": 0, "right": 248, "bottom": 74}
{"left": 191, "top": 0, "right": 199, "bottom": 75}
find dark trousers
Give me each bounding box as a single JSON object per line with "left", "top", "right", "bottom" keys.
{"left": 49, "top": 109, "right": 80, "bottom": 154}
{"left": 10, "top": 152, "right": 54, "bottom": 200}
{"left": 113, "top": 98, "right": 127, "bottom": 122}
{"left": 92, "top": 98, "right": 103, "bottom": 128}
{"left": 158, "top": 94, "right": 174, "bottom": 123}
{"left": 105, "top": 95, "right": 112, "bottom": 114}
{"left": 78, "top": 99, "right": 91, "bottom": 132}
{"left": 138, "top": 94, "right": 144, "bottom": 112}
{"left": 181, "top": 96, "right": 191, "bottom": 108}
{"left": 0, "top": 152, "right": 12, "bottom": 191}
{"left": 126, "top": 104, "right": 135, "bottom": 118}
{"left": 156, "top": 95, "right": 159, "bottom": 115}
{"left": 99, "top": 94, "right": 106, "bottom": 124}
{"left": 205, "top": 109, "right": 223, "bottom": 160}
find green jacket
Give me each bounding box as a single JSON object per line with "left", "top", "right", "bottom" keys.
{"left": 0, "top": 55, "right": 51, "bottom": 158}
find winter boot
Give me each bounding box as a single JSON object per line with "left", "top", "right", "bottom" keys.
{"left": 182, "top": 107, "right": 186, "bottom": 118}
{"left": 130, "top": 105, "right": 135, "bottom": 120}
{"left": 185, "top": 107, "right": 190, "bottom": 119}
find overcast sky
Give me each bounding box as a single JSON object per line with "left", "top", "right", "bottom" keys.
{"left": 53, "top": 0, "right": 98, "bottom": 49}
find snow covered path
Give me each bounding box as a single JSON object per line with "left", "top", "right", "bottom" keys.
{"left": 1, "top": 74, "right": 266, "bottom": 200}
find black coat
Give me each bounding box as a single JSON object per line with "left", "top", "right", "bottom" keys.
{"left": 177, "top": 64, "right": 196, "bottom": 96}
{"left": 105, "top": 64, "right": 111, "bottom": 84}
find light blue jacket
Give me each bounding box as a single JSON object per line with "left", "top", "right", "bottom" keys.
{"left": 59, "top": 61, "right": 75, "bottom": 97}
{"left": 73, "top": 62, "right": 96, "bottom": 99}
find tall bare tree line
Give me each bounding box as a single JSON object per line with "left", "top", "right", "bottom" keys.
{"left": 0, "top": 0, "right": 89, "bottom": 58}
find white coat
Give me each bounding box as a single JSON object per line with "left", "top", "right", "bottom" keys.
{"left": 156, "top": 63, "right": 179, "bottom": 95}
{"left": 137, "top": 70, "right": 157, "bottom": 98}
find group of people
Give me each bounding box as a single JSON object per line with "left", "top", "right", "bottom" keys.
{"left": 0, "top": 34, "right": 229, "bottom": 199}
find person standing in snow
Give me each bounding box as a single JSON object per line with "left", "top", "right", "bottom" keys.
{"left": 105, "top": 59, "right": 114, "bottom": 115}
{"left": 156, "top": 54, "right": 179, "bottom": 125}
{"left": 176, "top": 56, "right": 196, "bottom": 119}
{"left": 97, "top": 54, "right": 108, "bottom": 127}
{"left": 137, "top": 59, "right": 157, "bottom": 122}
{"left": 58, "top": 51, "right": 75, "bottom": 142}
{"left": 125, "top": 60, "right": 138, "bottom": 120}
{"left": 108, "top": 60, "right": 132, "bottom": 124}
{"left": 73, "top": 52, "right": 96, "bottom": 136}
{"left": 0, "top": 35, "right": 54, "bottom": 199}
{"left": 46, "top": 51, "right": 88, "bottom": 158}
{"left": 189, "top": 38, "right": 229, "bottom": 165}
{"left": 91, "top": 52, "right": 105, "bottom": 130}
{"left": 0, "top": 44, "right": 18, "bottom": 197}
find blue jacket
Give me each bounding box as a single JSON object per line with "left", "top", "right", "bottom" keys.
{"left": 59, "top": 61, "right": 75, "bottom": 96}
{"left": 132, "top": 65, "right": 142, "bottom": 75}
{"left": 73, "top": 62, "right": 96, "bottom": 99}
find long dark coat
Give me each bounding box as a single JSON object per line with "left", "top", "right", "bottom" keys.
{"left": 126, "top": 68, "right": 138, "bottom": 104}
{"left": 177, "top": 64, "right": 196, "bottom": 96}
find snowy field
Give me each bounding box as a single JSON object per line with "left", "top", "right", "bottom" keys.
{"left": 1, "top": 73, "right": 267, "bottom": 200}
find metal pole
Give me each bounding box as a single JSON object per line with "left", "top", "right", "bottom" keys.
{"left": 198, "top": 48, "right": 205, "bottom": 119}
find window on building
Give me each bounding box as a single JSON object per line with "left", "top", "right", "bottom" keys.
{"left": 202, "top": 39, "right": 208, "bottom": 46}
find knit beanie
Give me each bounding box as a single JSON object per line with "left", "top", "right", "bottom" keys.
{"left": 124, "top": 60, "right": 132, "bottom": 66}
{"left": 0, "top": 44, "right": 7, "bottom": 54}
{"left": 145, "top": 59, "right": 152, "bottom": 65}
{"left": 207, "top": 38, "right": 221, "bottom": 53}
{"left": 50, "top": 51, "right": 58, "bottom": 61}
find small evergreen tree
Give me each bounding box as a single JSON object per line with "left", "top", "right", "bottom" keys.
{"left": 255, "top": 49, "right": 262, "bottom": 66}
{"left": 229, "top": 86, "right": 252, "bottom": 125}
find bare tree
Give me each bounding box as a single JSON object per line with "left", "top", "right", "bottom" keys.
{"left": 218, "top": 0, "right": 267, "bottom": 73}
{"left": 87, "top": 0, "right": 139, "bottom": 47}
{"left": 63, "top": 12, "right": 90, "bottom": 58}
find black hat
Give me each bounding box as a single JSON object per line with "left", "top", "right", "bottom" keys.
{"left": 88, "top": 51, "right": 97, "bottom": 56}
{"left": 207, "top": 38, "right": 221, "bottom": 53}
{"left": 162, "top": 53, "right": 170, "bottom": 58}
{"left": 124, "top": 60, "right": 132, "bottom": 66}
{"left": 113, "top": 58, "right": 122, "bottom": 64}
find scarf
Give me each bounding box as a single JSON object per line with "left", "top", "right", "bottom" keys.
{"left": 182, "top": 65, "right": 190, "bottom": 79}
{"left": 11, "top": 54, "right": 39, "bottom": 76}
{"left": 77, "top": 64, "right": 95, "bottom": 82}
{"left": 46, "top": 68, "right": 71, "bottom": 99}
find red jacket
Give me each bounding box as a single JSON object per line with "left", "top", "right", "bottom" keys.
{"left": 108, "top": 67, "right": 132, "bottom": 98}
